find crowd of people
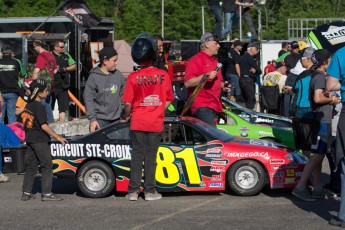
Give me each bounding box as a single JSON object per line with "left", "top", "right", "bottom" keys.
{"left": 1, "top": 28, "right": 345, "bottom": 227}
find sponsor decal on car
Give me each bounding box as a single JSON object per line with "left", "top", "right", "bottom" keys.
{"left": 207, "top": 148, "right": 222, "bottom": 153}
{"left": 239, "top": 127, "right": 250, "bottom": 132}
{"left": 227, "top": 152, "right": 269, "bottom": 158}
{"left": 206, "top": 153, "right": 222, "bottom": 158}
{"left": 51, "top": 143, "right": 131, "bottom": 158}
{"left": 285, "top": 162, "right": 298, "bottom": 169}
{"left": 258, "top": 131, "right": 273, "bottom": 137}
{"left": 255, "top": 117, "right": 274, "bottom": 124}
{"left": 210, "top": 166, "right": 225, "bottom": 172}
{"left": 285, "top": 178, "right": 295, "bottom": 184}
{"left": 295, "top": 172, "right": 302, "bottom": 177}
{"left": 211, "top": 175, "right": 223, "bottom": 181}
{"left": 272, "top": 171, "right": 284, "bottom": 177}
{"left": 211, "top": 160, "right": 228, "bottom": 165}
{"left": 209, "top": 183, "right": 224, "bottom": 188}
{"left": 286, "top": 169, "right": 294, "bottom": 177}
{"left": 270, "top": 159, "right": 285, "bottom": 164}
{"left": 272, "top": 183, "right": 284, "bottom": 188}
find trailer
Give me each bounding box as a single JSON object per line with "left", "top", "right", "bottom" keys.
{"left": 0, "top": 16, "right": 114, "bottom": 118}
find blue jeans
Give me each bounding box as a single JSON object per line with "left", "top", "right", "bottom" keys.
{"left": 128, "top": 131, "right": 161, "bottom": 193}
{"left": 209, "top": 5, "right": 223, "bottom": 38}
{"left": 242, "top": 11, "right": 257, "bottom": 39}
{"left": 41, "top": 95, "right": 54, "bottom": 123}
{"left": 0, "top": 93, "right": 18, "bottom": 124}
{"left": 194, "top": 107, "right": 217, "bottom": 127}
{"left": 338, "top": 158, "right": 345, "bottom": 221}
{"left": 227, "top": 73, "right": 242, "bottom": 97}
{"left": 221, "top": 12, "right": 237, "bottom": 39}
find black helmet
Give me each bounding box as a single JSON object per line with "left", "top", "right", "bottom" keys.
{"left": 131, "top": 32, "right": 157, "bottom": 67}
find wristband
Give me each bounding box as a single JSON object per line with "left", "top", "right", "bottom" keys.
{"left": 53, "top": 134, "right": 60, "bottom": 139}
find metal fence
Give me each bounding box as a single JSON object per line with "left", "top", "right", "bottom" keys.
{"left": 288, "top": 18, "right": 344, "bottom": 39}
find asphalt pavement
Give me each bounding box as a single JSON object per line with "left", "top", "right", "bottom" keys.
{"left": 0, "top": 161, "right": 340, "bottom": 230}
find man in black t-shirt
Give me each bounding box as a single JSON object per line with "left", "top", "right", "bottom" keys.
{"left": 284, "top": 41, "right": 301, "bottom": 71}
{"left": 225, "top": 40, "right": 243, "bottom": 101}
{"left": 51, "top": 40, "right": 76, "bottom": 123}
{"left": 239, "top": 43, "right": 262, "bottom": 109}
{"left": 20, "top": 79, "right": 66, "bottom": 202}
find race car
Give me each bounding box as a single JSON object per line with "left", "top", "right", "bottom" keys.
{"left": 51, "top": 116, "right": 307, "bottom": 198}
{"left": 221, "top": 97, "right": 292, "bottom": 129}
{"left": 218, "top": 109, "right": 296, "bottom": 149}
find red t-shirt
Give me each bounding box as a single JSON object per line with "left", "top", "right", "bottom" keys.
{"left": 264, "top": 64, "right": 275, "bottom": 75}
{"left": 184, "top": 51, "right": 223, "bottom": 114}
{"left": 35, "top": 51, "right": 57, "bottom": 77}
{"left": 122, "top": 67, "right": 174, "bottom": 132}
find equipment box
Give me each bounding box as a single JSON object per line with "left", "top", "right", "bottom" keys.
{"left": 2, "top": 145, "right": 26, "bottom": 174}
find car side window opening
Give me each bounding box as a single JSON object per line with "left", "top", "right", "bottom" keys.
{"left": 162, "top": 123, "right": 207, "bottom": 145}
{"left": 106, "top": 126, "right": 131, "bottom": 141}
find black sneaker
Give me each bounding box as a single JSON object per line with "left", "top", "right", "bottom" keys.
{"left": 21, "top": 192, "right": 36, "bottom": 201}
{"left": 329, "top": 217, "right": 345, "bottom": 227}
{"left": 41, "top": 193, "right": 63, "bottom": 201}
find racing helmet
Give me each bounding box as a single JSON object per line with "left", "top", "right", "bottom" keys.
{"left": 131, "top": 32, "right": 157, "bottom": 67}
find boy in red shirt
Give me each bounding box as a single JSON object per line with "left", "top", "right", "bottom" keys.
{"left": 122, "top": 33, "right": 174, "bottom": 201}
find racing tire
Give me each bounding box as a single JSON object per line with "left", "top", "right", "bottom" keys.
{"left": 77, "top": 161, "right": 115, "bottom": 198}
{"left": 227, "top": 160, "right": 265, "bottom": 196}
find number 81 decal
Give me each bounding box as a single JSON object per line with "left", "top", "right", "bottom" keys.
{"left": 155, "top": 146, "right": 202, "bottom": 187}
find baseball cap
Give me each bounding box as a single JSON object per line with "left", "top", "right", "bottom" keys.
{"left": 200, "top": 32, "right": 220, "bottom": 44}
{"left": 311, "top": 49, "right": 331, "bottom": 69}
{"left": 29, "top": 79, "right": 47, "bottom": 101}
{"left": 275, "top": 61, "right": 286, "bottom": 69}
{"left": 247, "top": 43, "right": 260, "bottom": 49}
{"left": 1, "top": 44, "right": 13, "bottom": 55}
{"left": 298, "top": 40, "right": 307, "bottom": 51}
{"left": 290, "top": 41, "right": 299, "bottom": 49}
{"left": 233, "top": 40, "right": 244, "bottom": 47}
{"left": 98, "top": 47, "right": 118, "bottom": 63}
{"left": 301, "top": 47, "right": 315, "bottom": 59}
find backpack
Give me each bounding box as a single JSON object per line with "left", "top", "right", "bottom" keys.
{"left": 260, "top": 85, "right": 280, "bottom": 112}
{"left": 37, "top": 66, "right": 54, "bottom": 93}
{"left": 289, "top": 70, "right": 316, "bottom": 119}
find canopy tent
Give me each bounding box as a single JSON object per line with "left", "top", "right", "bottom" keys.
{"left": 114, "top": 40, "right": 134, "bottom": 78}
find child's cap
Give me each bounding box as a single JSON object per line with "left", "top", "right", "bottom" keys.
{"left": 29, "top": 79, "right": 47, "bottom": 101}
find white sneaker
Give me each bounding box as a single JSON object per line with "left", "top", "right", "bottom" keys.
{"left": 126, "top": 192, "right": 139, "bottom": 201}
{"left": 145, "top": 191, "right": 162, "bottom": 201}
{"left": 0, "top": 173, "right": 10, "bottom": 183}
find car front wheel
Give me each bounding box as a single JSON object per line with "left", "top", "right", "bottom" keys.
{"left": 227, "top": 160, "right": 265, "bottom": 196}
{"left": 77, "top": 161, "right": 115, "bottom": 198}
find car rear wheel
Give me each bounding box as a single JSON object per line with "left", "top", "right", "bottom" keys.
{"left": 77, "top": 161, "right": 115, "bottom": 198}
{"left": 227, "top": 160, "right": 265, "bottom": 196}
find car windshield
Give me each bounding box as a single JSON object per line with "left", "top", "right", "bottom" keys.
{"left": 189, "top": 118, "right": 234, "bottom": 142}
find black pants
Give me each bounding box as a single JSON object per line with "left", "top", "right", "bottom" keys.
{"left": 239, "top": 76, "right": 256, "bottom": 109}
{"left": 128, "top": 131, "right": 161, "bottom": 193}
{"left": 22, "top": 142, "right": 53, "bottom": 194}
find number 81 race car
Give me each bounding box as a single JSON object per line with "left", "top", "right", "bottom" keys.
{"left": 51, "top": 116, "right": 308, "bottom": 198}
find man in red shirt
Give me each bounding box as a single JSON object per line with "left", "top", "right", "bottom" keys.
{"left": 184, "top": 32, "right": 229, "bottom": 126}
{"left": 121, "top": 33, "right": 174, "bottom": 201}
{"left": 32, "top": 40, "right": 57, "bottom": 123}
